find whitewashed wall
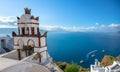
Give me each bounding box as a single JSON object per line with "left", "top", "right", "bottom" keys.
{"left": 41, "top": 51, "right": 47, "bottom": 63}
{"left": 0, "top": 35, "right": 11, "bottom": 48}
{"left": 18, "top": 24, "right": 39, "bottom": 35}
{"left": 34, "top": 47, "right": 47, "bottom": 52}
{"left": 14, "top": 37, "right": 39, "bottom": 47}
{"left": 17, "top": 14, "right": 39, "bottom": 23}
{"left": 40, "top": 37, "right": 46, "bottom": 47}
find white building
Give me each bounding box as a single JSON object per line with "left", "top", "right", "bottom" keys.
{"left": 90, "top": 59, "right": 105, "bottom": 72}
{"left": 105, "top": 61, "right": 120, "bottom": 72}
{"left": 12, "top": 8, "right": 52, "bottom": 67}
{"left": 90, "top": 59, "right": 120, "bottom": 72}
{"left": 0, "top": 35, "right": 13, "bottom": 54}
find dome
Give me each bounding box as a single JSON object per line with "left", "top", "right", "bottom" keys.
{"left": 20, "top": 14, "right": 31, "bottom": 23}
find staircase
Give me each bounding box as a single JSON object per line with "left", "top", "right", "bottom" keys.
{"left": 3, "top": 47, "right": 11, "bottom": 52}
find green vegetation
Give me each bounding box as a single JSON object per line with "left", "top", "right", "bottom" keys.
{"left": 65, "top": 62, "right": 79, "bottom": 72}
{"left": 55, "top": 61, "right": 89, "bottom": 72}
{"left": 56, "top": 54, "right": 120, "bottom": 72}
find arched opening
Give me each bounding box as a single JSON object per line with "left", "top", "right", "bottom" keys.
{"left": 27, "top": 39, "right": 35, "bottom": 47}
{"left": 17, "top": 39, "right": 24, "bottom": 60}
{"left": 25, "top": 39, "right": 35, "bottom": 56}
{"left": 17, "top": 39, "right": 24, "bottom": 49}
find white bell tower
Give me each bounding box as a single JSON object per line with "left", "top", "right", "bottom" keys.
{"left": 12, "top": 8, "right": 52, "bottom": 67}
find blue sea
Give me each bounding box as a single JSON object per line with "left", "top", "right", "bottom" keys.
{"left": 0, "top": 28, "right": 120, "bottom": 68}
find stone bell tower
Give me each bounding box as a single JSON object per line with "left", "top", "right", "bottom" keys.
{"left": 12, "top": 8, "right": 52, "bottom": 66}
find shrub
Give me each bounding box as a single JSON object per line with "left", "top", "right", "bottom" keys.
{"left": 101, "top": 55, "right": 114, "bottom": 66}
{"left": 65, "top": 62, "right": 79, "bottom": 72}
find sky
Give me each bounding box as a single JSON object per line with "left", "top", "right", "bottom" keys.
{"left": 0, "top": 0, "right": 120, "bottom": 32}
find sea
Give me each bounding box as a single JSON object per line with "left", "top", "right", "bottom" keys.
{"left": 0, "top": 28, "right": 120, "bottom": 68}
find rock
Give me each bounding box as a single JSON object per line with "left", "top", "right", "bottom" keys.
{"left": 101, "top": 55, "right": 114, "bottom": 67}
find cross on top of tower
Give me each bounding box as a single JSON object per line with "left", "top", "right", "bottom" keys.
{"left": 24, "top": 8, "right": 31, "bottom": 14}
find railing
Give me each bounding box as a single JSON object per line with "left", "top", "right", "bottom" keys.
{"left": 0, "top": 50, "right": 18, "bottom": 60}
{"left": 21, "top": 53, "right": 37, "bottom": 62}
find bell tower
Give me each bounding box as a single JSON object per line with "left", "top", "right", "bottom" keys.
{"left": 16, "top": 8, "right": 39, "bottom": 36}
{"left": 12, "top": 8, "right": 52, "bottom": 66}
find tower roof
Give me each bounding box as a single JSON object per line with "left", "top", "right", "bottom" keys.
{"left": 17, "top": 8, "right": 39, "bottom": 21}
{"left": 24, "top": 8, "right": 31, "bottom": 14}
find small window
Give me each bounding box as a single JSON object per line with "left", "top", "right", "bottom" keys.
{"left": 1, "top": 39, "right": 6, "bottom": 48}
{"left": 22, "top": 27, "right": 25, "bottom": 35}
{"left": 31, "top": 27, "right": 34, "bottom": 35}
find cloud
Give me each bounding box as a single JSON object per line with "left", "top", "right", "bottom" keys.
{"left": 40, "top": 23, "right": 120, "bottom": 32}
{"left": 108, "top": 24, "right": 120, "bottom": 29}
{"left": 0, "top": 16, "right": 119, "bottom": 32}
{"left": 95, "top": 22, "right": 99, "bottom": 26}
{"left": 40, "top": 25, "right": 60, "bottom": 31}
{"left": 0, "top": 16, "right": 17, "bottom": 28}
{"left": 100, "top": 25, "right": 106, "bottom": 28}
{"left": 61, "top": 26, "right": 97, "bottom": 32}
{"left": 40, "top": 25, "right": 98, "bottom": 32}
{"left": 0, "top": 16, "right": 16, "bottom": 23}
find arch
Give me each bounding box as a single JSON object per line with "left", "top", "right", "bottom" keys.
{"left": 17, "top": 39, "right": 24, "bottom": 49}
{"left": 27, "top": 39, "right": 35, "bottom": 47}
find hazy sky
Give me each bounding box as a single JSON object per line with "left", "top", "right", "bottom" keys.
{"left": 0, "top": 0, "right": 120, "bottom": 32}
